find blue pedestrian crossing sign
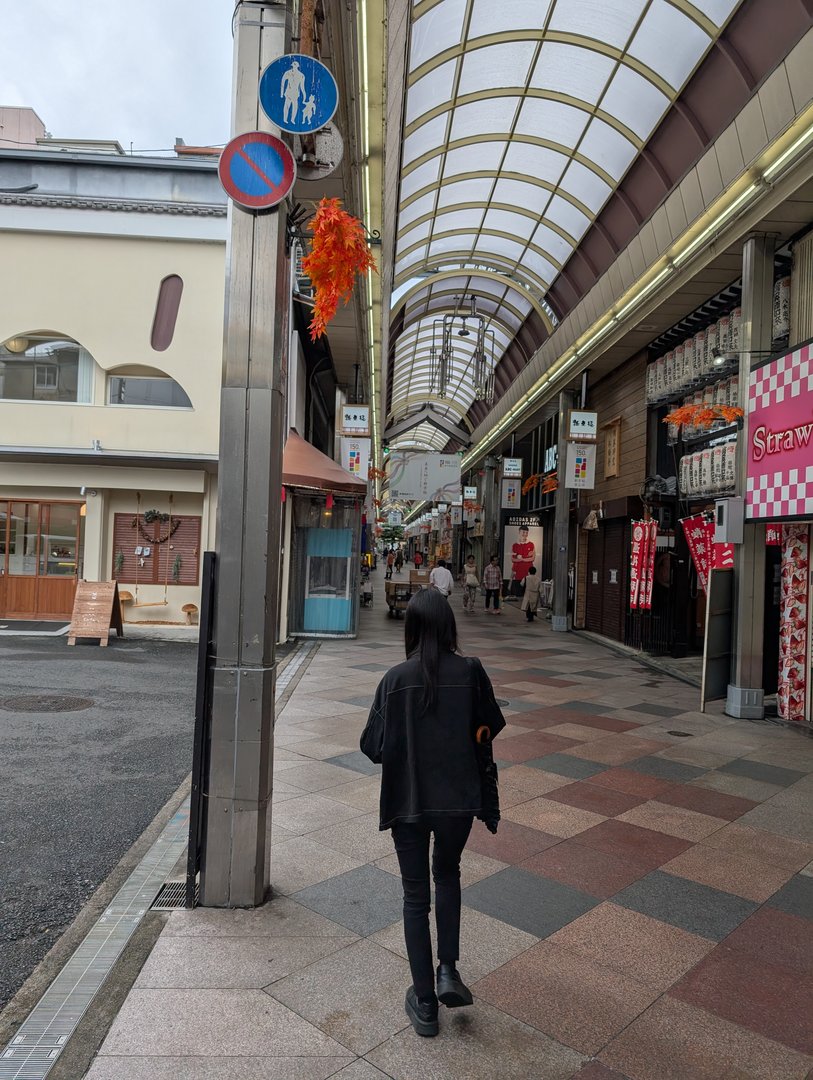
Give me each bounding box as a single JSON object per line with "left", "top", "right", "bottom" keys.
{"left": 218, "top": 131, "right": 296, "bottom": 211}
{"left": 259, "top": 53, "right": 339, "bottom": 135}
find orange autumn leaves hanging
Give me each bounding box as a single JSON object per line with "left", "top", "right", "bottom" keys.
{"left": 302, "top": 198, "right": 377, "bottom": 341}
{"left": 663, "top": 403, "right": 743, "bottom": 431}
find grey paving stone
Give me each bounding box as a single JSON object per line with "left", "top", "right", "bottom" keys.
{"left": 326, "top": 751, "right": 382, "bottom": 776}
{"left": 294, "top": 863, "right": 404, "bottom": 936}
{"left": 526, "top": 753, "right": 608, "bottom": 779}
{"left": 626, "top": 702, "right": 685, "bottom": 717}
{"left": 367, "top": 997, "right": 585, "bottom": 1079}
{"left": 766, "top": 874, "right": 813, "bottom": 921}
{"left": 500, "top": 697, "right": 553, "bottom": 713}
{"left": 349, "top": 663, "right": 392, "bottom": 672}
{"left": 718, "top": 758, "right": 808, "bottom": 788}
{"left": 614, "top": 870, "right": 757, "bottom": 941}
{"left": 341, "top": 695, "right": 379, "bottom": 708}
{"left": 625, "top": 756, "right": 707, "bottom": 782}
{"left": 163, "top": 896, "right": 351, "bottom": 939}
{"left": 85, "top": 1059, "right": 354, "bottom": 1080}
{"left": 462, "top": 867, "right": 598, "bottom": 938}
{"left": 98, "top": 989, "right": 348, "bottom": 1057}
{"left": 266, "top": 939, "right": 412, "bottom": 1056}
{"left": 268, "top": 836, "right": 365, "bottom": 895}
{"left": 572, "top": 670, "right": 624, "bottom": 680}
{"left": 559, "top": 700, "right": 617, "bottom": 714}
{"left": 331, "top": 1062, "right": 394, "bottom": 1080}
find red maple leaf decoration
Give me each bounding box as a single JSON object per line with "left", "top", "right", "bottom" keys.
{"left": 301, "top": 197, "right": 378, "bottom": 340}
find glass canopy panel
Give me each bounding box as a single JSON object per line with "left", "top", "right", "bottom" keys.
{"left": 601, "top": 65, "right": 670, "bottom": 140}
{"left": 482, "top": 208, "right": 540, "bottom": 241}
{"left": 409, "top": 0, "right": 467, "bottom": 71}
{"left": 443, "top": 143, "right": 508, "bottom": 180}
{"left": 491, "top": 178, "right": 554, "bottom": 218}
{"left": 397, "top": 219, "right": 434, "bottom": 254}
{"left": 516, "top": 250, "right": 558, "bottom": 288}
{"left": 530, "top": 42, "right": 616, "bottom": 106}
{"left": 515, "top": 98, "right": 589, "bottom": 150}
{"left": 628, "top": 0, "right": 710, "bottom": 90}
{"left": 450, "top": 98, "right": 521, "bottom": 143}
{"left": 501, "top": 142, "right": 568, "bottom": 184}
{"left": 544, "top": 195, "right": 591, "bottom": 242}
{"left": 468, "top": 0, "right": 553, "bottom": 38}
{"left": 457, "top": 42, "right": 537, "bottom": 96}
{"left": 398, "top": 191, "right": 439, "bottom": 231}
{"left": 429, "top": 208, "right": 487, "bottom": 235}
{"left": 406, "top": 60, "right": 458, "bottom": 126}
{"left": 400, "top": 159, "right": 442, "bottom": 202}
{"left": 531, "top": 222, "right": 576, "bottom": 265}
{"left": 436, "top": 178, "right": 496, "bottom": 208}
{"left": 395, "top": 247, "right": 430, "bottom": 278}
{"left": 547, "top": 0, "right": 646, "bottom": 51}
{"left": 701, "top": 0, "right": 740, "bottom": 20}
{"left": 559, "top": 159, "right": 612, "bottom": 215}
{"left": 403, "top": 115, "right": 449, "bottom": 167}
{"left": 426, "top": 233, "right": 478, "bottom": 257}
{"left": 579, "top": 118, "right": 637, "bottom": 179}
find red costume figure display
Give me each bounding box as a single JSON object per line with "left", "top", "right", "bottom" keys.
{"left": 511, "top": 525, "right": 535, "bottom": 585}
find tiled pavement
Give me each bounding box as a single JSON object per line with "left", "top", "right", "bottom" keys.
{"left": 87, "top": 570, "right": 813, "bottom": 1080}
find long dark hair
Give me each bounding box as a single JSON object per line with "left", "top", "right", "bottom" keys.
{"left": 404, "top": 587, "right": 458, "bottom": 714}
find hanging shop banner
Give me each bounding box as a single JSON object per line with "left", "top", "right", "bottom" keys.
{"left": 565, "top": 442, "right": 597, "bottom": 489}
{"left": 681, "top": 516, "right": 734, "bottom": 593}
{"left": 451, "top": 506, "right": 463, "bottom": 526}
{"left": 387, "top": 510, "right": 402, "bottom": 526}
{"left": 463, "top": 485, "right": 478, "bottom": 501}
{"left": 568, "top": 410, "right": 598, "bottom": 442}
{"left": 630, "top": 520, "right": 657, "bottom": 610}
{"left": 778, "top": 524, "right": 809, "bottom": 722}
{"left": 337, "top": 403, "right": 370, "bottom": 436}
{"left": 339, "top": 437, "right": 370, "bottom": 480}
{"left": 501, "top": 477, "right": 521, "bottom": 510}
{"left": 503, "top": 457, "right": 523, "bottom": 478}
{"left": 766, "top": 524, "right": 782, "bottom": 546}
{"left": 501, "top": 515, "right": 543, "bottom": 587}
{"left": 746, "top": 340, "right": 813, "bottom": 522}
{"left": 387, "top": 451, "right": 461, "bottom": 502}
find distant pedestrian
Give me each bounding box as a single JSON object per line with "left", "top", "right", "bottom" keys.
{"left": 429, "top": 558, "right": 454, "bottom": 598}
{"left": 414, "top": 551, "right": 423, "bottom": 568}
{"left": 461, "top": 555, "right": 479, "bottom": 614}
{"left": 395, "top": 551, "right": 404, "bottom": 574}
{"left": 360, "top": 588, "right": 505, "bottom": 1037}
{"left": 521, "top": 565, "right": 541, "bottom": 622}
{"left": 386, "top": 551, "right": 395, "bottom": 579}
{"left": 482, "top": 554, "right": 502, "bottom": 614}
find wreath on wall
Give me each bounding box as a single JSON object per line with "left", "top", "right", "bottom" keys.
{"left": 131, "top": 511, "right": 181, "bottom": 545}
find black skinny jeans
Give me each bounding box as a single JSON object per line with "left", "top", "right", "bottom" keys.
{"left": 391, "top": 815, "right": 473, "bottom": 1000}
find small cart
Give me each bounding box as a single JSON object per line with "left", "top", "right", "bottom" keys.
{"left": 385, "top": 568, "right": 430, "bottom": 618}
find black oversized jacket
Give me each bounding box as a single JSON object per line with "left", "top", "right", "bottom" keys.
{"left": 360, "top": 651, "right": 506, "bottom": 830}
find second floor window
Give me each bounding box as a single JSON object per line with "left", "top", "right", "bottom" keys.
{"left": 108, "top": 376, "right": 192, "bottom": 408}
{"left": 0, "top": 335, "right": 94, "bottom": 403}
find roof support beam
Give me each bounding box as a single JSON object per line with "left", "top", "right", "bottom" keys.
{"left": 385, "top": 405, "right": 471, "bottom": 446}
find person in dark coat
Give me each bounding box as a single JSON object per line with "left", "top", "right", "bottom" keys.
{"left": 360, "top": 588, "right": 505, "bottom": 1037}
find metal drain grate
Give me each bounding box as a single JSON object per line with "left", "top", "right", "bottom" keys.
{"left": 151, "top": 881, "right": 194, "bottom": 910}
{"left": 0, "top": 695, "right": 94, "bottom": 713}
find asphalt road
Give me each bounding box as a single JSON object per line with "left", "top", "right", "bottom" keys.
{"left": 0, "top": 636, "right": 196, "bottom": 1010}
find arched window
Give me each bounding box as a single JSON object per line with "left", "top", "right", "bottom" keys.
{"left": 107, "top": 365, "right": 192, "bottom": 408}
{"left": 0, "top": 333, "right": 94, "bottom": 404}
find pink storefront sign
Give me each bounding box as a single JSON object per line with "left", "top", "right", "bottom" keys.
{"left": 746, "top": 341, "right": 813, "bottom": 521}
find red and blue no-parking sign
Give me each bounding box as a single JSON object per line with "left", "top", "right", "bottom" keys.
{"left": 218, "top": 131, "right": 296, "bottom": 211}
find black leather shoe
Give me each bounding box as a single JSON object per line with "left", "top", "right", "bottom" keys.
{"left": 405, "top": 986, "right": 439, "bottom": 1036}
{"left": 436, "top": 963, "right": 473, "bottom": 1008}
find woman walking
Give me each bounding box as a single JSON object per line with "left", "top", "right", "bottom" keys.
{"left": 521, "top": 565, "right": 542, "bottom": 622}
{"left": 461, "top": 554, "right": 479, "bottom": 614}
{"left": 360, "top": 589, "right": 505, "bottom": 1037}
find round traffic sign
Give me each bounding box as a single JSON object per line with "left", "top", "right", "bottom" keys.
{"left": 259, "top": 53, "right": 339, "bottom": 135}
{"left": 218, "top": 131, "right": 296, "bottom": 211}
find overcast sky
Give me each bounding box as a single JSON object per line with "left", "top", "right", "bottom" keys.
{"left": 1, "top": 0, "right": 234, "bottom": 153}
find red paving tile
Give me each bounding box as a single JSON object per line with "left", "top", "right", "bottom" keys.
{"left": 656, "top": 783, "right": 759, "bottom": 821}
{"left": 659, "top": 844, "right": 794, "bottom": 903}
{"left": 570, "top": 1064, "right": 631, "bottom": 1079}
{"left": 566, "top": 714, "right": 645, "bottom": 734}
{"left": 545, "top": 780, "right": 648, "bottom": 817}
{"left": 466, "top": 817, "right": 562, "bottom": 864}
{"left": 495, "top": 732, "right": 579, "bottom": 763}
{"left": 591, "top": 768, "right": 676, "bottom": 799}
{"left": 670, "top": 945, "right": 813, "bottom": 1055}
{"left": 473, "top": 940, "right": 661, "bottom": 1056}
{"left": 521, "top": 840, "right": 653, "bottom": 899}
{"left": 721, "top": 906, "right": 813, "bottom": 976}
{"left": 571, "top": 818, "right": 693, "bottom": 869}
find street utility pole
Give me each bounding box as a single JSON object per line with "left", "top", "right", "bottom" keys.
{"left": 200, "top": 0, "right": 291, "bottom": 907}
{"left": 552, "top": 390, "right": 574, "bottom": 631}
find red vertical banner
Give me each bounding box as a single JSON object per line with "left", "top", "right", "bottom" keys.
{"left": 682, "top": 515, "right": 711, "bottom": 594}
{"left": 778, "top": 524, "right": 809, "bottom": 722}
{"left": 641, "top": 520, "right": 658, "bottom": 610}
{"left": 630, "top": 521, "right": 644, "bottom": 609}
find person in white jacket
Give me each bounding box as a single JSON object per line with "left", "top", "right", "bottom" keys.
{"left": 520, "top": 565, "right": 542, "bottom": 621}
